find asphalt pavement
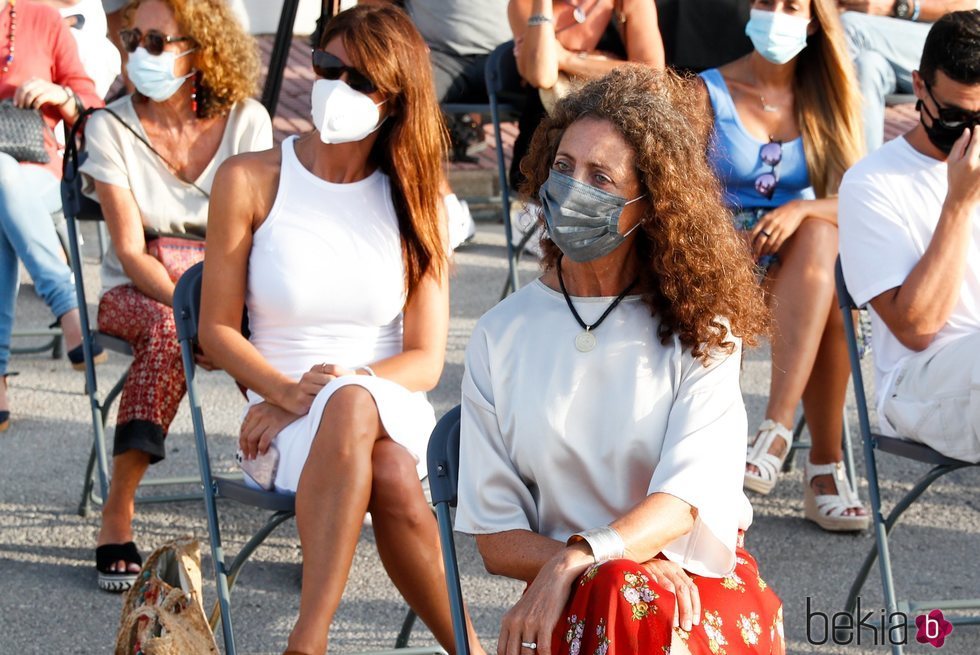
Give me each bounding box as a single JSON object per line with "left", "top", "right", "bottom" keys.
{"left": 1, "top": 220, "right": 978, "bottom": 654}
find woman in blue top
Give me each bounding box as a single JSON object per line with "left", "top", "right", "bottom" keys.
{"left": 698, "top": 0, "right": 867, "bottom": 532}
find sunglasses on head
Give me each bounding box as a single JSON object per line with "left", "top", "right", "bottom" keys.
{"left": 922, "top": 82, "right": 980, "bottom": 130}
{"left": 311, "top": 50, "right": 378, "bottom": 94}
{"left": 119, "top": 28, "right": 192, "bottom": 55}
{"left": 754, "top": 139, "right": 782, "bottom": 200}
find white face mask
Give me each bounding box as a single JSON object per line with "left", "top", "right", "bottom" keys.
{"left": 126, "top": 46, "right": 196, "bottom": 102}
{"left": 310, "top": 78, "right": 386, "bottom": 145}
{"left": 744, "top": 8, "right": 810, "bottom": 65}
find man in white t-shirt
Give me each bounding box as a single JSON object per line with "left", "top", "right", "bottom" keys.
{"left": 839, "top": 10, "right": 980, "bottom": 463}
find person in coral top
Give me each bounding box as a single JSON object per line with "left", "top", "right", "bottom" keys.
{"left": 0, "top": 0, "right": 103, "bottom": 433}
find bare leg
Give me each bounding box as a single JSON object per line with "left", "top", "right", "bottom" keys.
{"left": 369, "top": 438, "right": 486, "bottom": 655}
{"left": 58, "top": 308, "right": 83, "bottom": 352}
{"left": 747, "top": 219, "right": 839, "bottom": 475}
{"left": 286, "top": 385, "right": 387, "bottom": 655}
{"left": 97, "top": 449, "right": 151, "bottom": 572}
{"left": 802, "top": 303, "right": 866, "bottom": 516}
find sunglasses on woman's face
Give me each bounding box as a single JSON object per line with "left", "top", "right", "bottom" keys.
{"left": 923, "top": 82, "right": 980, "bottom": 130}
{"left": 119, "top": 28, "right": 192, "bottom": 55}
{"left": 754, "top": 139, "right": 782, "bottom": 200}
{"left": 311, "top": 50, "right": 378, "bottom": 94}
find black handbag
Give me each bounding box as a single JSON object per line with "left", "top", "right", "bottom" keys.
{"left": 0, "top": 99, "right": 49, "bottom": 163}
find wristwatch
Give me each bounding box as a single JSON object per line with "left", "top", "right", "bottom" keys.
{"left": 893, "top": 0, "right": 913, "bottom": 19}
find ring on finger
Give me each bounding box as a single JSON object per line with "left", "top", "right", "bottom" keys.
{"left": 760, "top": 229, "right": 771, "bottom": 238}
{"left": 520, "top": 642, "right": 537, "bottom": 651}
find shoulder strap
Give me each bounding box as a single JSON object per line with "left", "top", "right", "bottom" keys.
{"left": 100, "top": 106, "right": 211, "bottom": 199}
{"left": 700, "top": 68, "right": 737, "bottom": 121}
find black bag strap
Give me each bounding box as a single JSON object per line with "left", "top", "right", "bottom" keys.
{"left": 62, "top": 105, "right": 210, "bottom": 199}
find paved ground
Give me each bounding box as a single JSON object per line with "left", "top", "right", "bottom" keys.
{"left": 3, "top": 217, "right": 979, "bottom": 655}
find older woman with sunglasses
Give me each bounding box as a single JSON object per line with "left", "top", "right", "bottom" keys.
{"left": 199, "top": 6, "right": 484, "bottom": 655}
{"left": 80, "top": 0, "right": 271, "bottom": 592}
{"left": 698, "top": 0, "right": 868, "bottom": 531}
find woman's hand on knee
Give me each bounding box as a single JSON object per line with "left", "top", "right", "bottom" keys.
{"left": 239, "top": 401, "right": 300, "bottom": 459}
{"left": 641, "top": 559, "right": 700, "bottom": 633}
{"left": 751, "top": 200, "right": 808, "bottom": 257}
{"left": 497, "top": 547, "right": 593, "bottom": 655}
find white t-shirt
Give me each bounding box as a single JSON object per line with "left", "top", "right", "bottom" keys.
{"left": 838, "top": 136, "right": 980, "bottom": 429}
{"left": 80, "top": 95, "right": 273, "bottom": 291}
{"left": 455, "top": 280, "right": 754, "bottom": 578}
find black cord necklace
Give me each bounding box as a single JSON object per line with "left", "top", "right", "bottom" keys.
{"left": 556, "top": 256, "right": 638, "bottom": 352}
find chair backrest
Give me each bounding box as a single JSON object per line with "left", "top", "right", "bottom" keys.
{"left": 835, "top": 259, "right": 858, "bottom": 313}
{"left": 426, "top": 404, "right": 462, "bottom": 508}
{"left": 174, "top": 261, "right": 205, "bottom": 345}
{"left": 485, "top": 40, "right": 524, "bottom": 108}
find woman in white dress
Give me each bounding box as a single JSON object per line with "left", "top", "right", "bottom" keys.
{"left": 456, "top": 66, "right": 783, "bottom": 655}
{"left": 199, "top": 6, "right": 482, "bottom": 655}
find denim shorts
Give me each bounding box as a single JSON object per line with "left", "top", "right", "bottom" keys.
{"left": 733, "top": 208, "right": 779, "bottom": 271}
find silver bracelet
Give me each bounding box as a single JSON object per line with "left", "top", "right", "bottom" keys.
{"left": 567, "top": 526, "right": 626, "bottom": 564}
{"left": 527, "top": 14, "right": 553, "bottom": 27}
{"left": 358, "top": 365, "right": 377, "bottom": 377}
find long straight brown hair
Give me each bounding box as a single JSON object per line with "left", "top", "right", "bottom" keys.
{"left": 319, "top": 6, "right": 449, "bottom": 298}
{"left": 793, "top": 0, "right": 864, "bottom": 197}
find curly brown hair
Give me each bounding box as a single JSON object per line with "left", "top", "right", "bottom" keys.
{"left": 127, "top": 0, "right": 259, "bottom": 118}
{"left": 522, "top": 65, "right": 769, "bottom": 361}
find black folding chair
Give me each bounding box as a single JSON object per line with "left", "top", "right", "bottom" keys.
{"left": 484, "top": 40, "right": 532, "bottom": 300}
{"left": 426, "top": 405, "right": 471, "bottom": 655}
{"left": 61, "top": 117, "right": 200, "bottom": 517}
{"left": 173, "top": 262, "right": 439, "bottom": 655}
{"left": 835, "top": 259, "right": 980, "bottom": 653}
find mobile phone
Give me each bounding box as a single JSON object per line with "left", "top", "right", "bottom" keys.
{"left": 236, "top": 444, "right": 280, "bottom": 491}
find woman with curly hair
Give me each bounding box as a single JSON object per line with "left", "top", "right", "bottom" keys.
{"left": 80, "top": 0, "right": 271, "bottom": 592}
{"left": 698, "top": 0, "right": 868, "bottom": 532}
{"left": 455, "top": 65, "right": 784, "bottom": 655}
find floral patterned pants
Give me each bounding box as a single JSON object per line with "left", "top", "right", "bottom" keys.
{"left": 98, "top": 284, "right": 186, "bottom": 464}
{"left": 553, "top": 535, "right": 785, "bottom": 655}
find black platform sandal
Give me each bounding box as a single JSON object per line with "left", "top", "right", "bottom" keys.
{"left": 96, "top": 541, "right": 143, "bottom": 592}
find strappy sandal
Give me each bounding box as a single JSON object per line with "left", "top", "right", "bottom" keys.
{"left": 744, "top": 419, "right": 793, "bottom": 495}
{"left": 804, "top": 460, "right": 870, "bottom": 532}
{"left": 96, "top": 541, "right": 143, "bottom": 592}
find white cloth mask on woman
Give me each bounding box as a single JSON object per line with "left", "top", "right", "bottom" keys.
{"left": 311, "top": 79, "right": 387, "bottom": 145}
{"left": 744, "top": 8, "right": 810, "bottom": 65}
{"left": 126, "top": 46, "right": 196, "bottom": 102}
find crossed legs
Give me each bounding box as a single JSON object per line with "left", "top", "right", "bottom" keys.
{"left": 745, "top": 219, "right": 865, "bottom": 518}
{"left": 287, "top": 385, "right": 483, "bottom": 655}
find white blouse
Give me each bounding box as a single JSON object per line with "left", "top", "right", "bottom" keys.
{"left": 455, "top": 279, "right": 753, "bottom": 578}
{"left": 80, "top": 95, "right": 273, "bottom": 291}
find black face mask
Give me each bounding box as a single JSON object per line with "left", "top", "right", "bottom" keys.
{"left": 917, "top": 83, "right": 980, "bottom": 155}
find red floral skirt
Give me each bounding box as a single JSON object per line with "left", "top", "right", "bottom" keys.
{"left": 552, "top": 534, "right": 784, "bottom": 654}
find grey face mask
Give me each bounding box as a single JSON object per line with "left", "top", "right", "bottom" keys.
{"left": 538, "top": 170, "right": 646, "bottom": 263}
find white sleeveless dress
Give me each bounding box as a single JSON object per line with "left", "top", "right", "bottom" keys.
{"left": 244, "top": 136, "right": 436, "bottom": 492}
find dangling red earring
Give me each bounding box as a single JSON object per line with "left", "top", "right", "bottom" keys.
{"left": 191, "top": 71, "right": 202, "bottom": 117}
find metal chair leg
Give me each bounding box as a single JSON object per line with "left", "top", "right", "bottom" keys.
{"left": 395, "top": 608, "right": 418, "bottom": 648}
{"left": 844, "top": 464, "right": 962, "bottom": 619}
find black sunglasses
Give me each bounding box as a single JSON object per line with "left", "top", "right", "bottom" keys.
{"left": 311, "top": 50, "right": 377, "bottom": 94}
{"left": 923, "top": 82, "right": 980, "bottom": 129}
{"left": 119, "top": 28, "right": 192, "bottom": 56}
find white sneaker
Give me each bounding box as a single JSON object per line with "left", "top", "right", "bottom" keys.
{"left": 446, "top": 193, "right": 476, "bottom": 251}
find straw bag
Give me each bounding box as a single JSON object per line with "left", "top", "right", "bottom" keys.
{"left": 114, "top": 537, "right": 218, "bottom": 655}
